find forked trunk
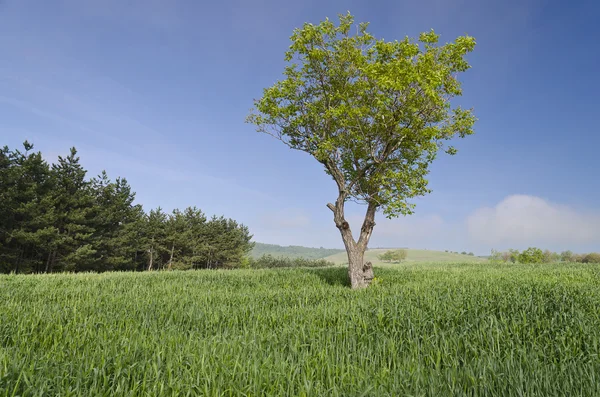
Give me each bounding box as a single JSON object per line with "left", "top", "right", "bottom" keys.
{"left": 328, "top": 198, "right": 377, "bottom": 289}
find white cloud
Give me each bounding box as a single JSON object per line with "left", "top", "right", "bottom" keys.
{"left": 467, "top": 195, "right": 600, "bottom": 249}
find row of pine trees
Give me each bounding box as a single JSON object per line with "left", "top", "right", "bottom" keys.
{"left": 0, "top": 142, "right": 254, "bottom": 274}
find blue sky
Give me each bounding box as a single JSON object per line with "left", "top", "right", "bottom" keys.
{"left": 1, "top": 0, "right": 599, "bottom": 254}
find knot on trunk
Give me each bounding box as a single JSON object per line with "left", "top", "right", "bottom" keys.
{"left": 363, "top": 261, "right": 374, "bottom": 282}
{"left": 336, "top": 221, "right": 350, "bottom": 230}
{"left": 361, "top": 220, "right": 376, "bottom": 232}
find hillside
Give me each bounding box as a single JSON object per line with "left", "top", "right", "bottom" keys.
{"left": 324, "top": 248, "right": 488, "bottom": 265}
{"left": 251, "top": 242, "right": 345, "bottom": 260}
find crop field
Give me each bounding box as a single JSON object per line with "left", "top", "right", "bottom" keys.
{"left": 1, "top": 263, "right": 600, "bottom": 396}
{"left": 324, "top": 248, "right": 488, "bottom": 266}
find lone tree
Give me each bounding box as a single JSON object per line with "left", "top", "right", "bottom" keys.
{"left": 247, "top": 13, "right": 476, "bottom": 288}
{"left": 378, "top": 249, "right": 407, "bottom": 263}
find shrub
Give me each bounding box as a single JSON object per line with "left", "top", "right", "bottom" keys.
{"left": 582, "top": 253, "right": 600, "bottom": 264}
{"left": 519, "top": 247, "right": 544, "bottom": 264}
{"left": 560, "top": 250, "right": 574, "bottom": 262}
{"left": 378, "top": 249, "right": 407, "bottom": 263}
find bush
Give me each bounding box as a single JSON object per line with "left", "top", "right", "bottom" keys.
{"left": 560, "top": 250, "right": 573, "bottom": 262}
{"left": 518, "top": 247, "right": 544, "bottom": 264}
{"left": 582, "top": 253, "right": 600, "bottom": 264}
{"left": 248, "top": 254, "right": 335, "bottom": 269}
{"left": 542, "top": 250, "right": 559, "bottom": 263}
{"left": 378, "top": 249, "right": 407, "bottom": 263}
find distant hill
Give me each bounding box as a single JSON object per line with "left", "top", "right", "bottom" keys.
{"left": 251, "top": 243, "right": 345, "bottom": 260}
{"left": 324, "top": 248, "right": 488, "bottom": 265}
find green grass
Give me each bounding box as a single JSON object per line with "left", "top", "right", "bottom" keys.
{"left": 2, "top": 263, "right": 600, "bottom": 396}
{"left": 324, "top": 248, "right": 488, "bottom": 266}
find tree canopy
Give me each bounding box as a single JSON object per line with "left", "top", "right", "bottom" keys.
{"left": 248, "top": 12, "right": 476, "bottom": 217}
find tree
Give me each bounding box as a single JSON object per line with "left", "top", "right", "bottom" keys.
{"left": 489, "top": 249, "right": 502, "bottom": 263}
{"left": 378, "top": 249, "right": 406, "bottom": 263}
{"left": 507, "top": 249, "right": 520, "bottom": 263}
{"left": 391, "top": 249, "right": 407, "bottom": 262}
{"left": 48, "top": 148, "right": 96, "bottom": 272}
{"left": 0, "top": 142, "right": 57, "bottom": 273}
{"left": 518, "top": 247, "right": 544, "bottom": 264}
{"left": 560, "top": 250, "right": 574, "bottom": 262}
{"left": 542, "top": 249, "right": 559, "bottom": 263}
{"left": 377, "top": 250, "right": 393, "bottom": 262}
{"left": 90, "top": 172, "right": 142, "bottom": 271}
{"left": 582, "top": 253, "right": 600, "bottom": 263}
{"left": 165, "top": 209, "right": 188, "bottom": 270}
{"left": 247, "top": 13, "right": 476, "bottom": 288}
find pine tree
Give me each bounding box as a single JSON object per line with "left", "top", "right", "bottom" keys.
{"left": 142, "top": 208, "right": 168, "bottom": 271}
{"left": 90, "top": 172, "right": 143, "bottom": 271}
{"left": 48, "top": 148, "right": 96, "bottom": 272}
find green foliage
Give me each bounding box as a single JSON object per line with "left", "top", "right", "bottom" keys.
{"left": 247, "top": 13, "right": 476, "bottom": 218}
{"left": 378, "top": 249, "right": 407, "bottom": 263}
{"left": 489, "top": 249, "right": 503, "bottom": 264}
{"left": 542, "top": 249, "right": 560, "bottom": 263}
{"left": 0, "top": 142, "right": 253, "bottom": 273}
{"left": 248, "top": 254, "right": 335, "bottom": 268}
{"left": 251, "top": 243, "right": 344, "bottom": 259}
{"left": 2, "top": 263, "right": 600, "bottom": 395}
{"left": 560, "top": 250, "right": 574, "bottom": 262}
{"left": 491, "top": 248, "right": 599, "bottom": 265}
{"left": 582, "top": 252, "right": 600, "bottom": 263}
{"left": 518, "top": 247, "right": 545, "bottom": 264}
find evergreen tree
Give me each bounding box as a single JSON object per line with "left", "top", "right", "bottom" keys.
{"left": 142, "top": 208, "right": 168, "bottom": 271}
{"left": 164, "top": 209, "right": 188, "bottom": 270}
{"left": 48, "top": 148, "right": 96, "bottom": 272}
{"left": 90, "top": 172, "right": 143, "bottom": 271}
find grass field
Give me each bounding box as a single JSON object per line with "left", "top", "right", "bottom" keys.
{"left": 2, "top": 263, "right": 600, "bottom": 396}
{"left": 324, "top": 248, "right": 488, "bottom": 266}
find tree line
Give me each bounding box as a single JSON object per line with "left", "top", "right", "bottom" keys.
{"left": 0, "top": 142, "right": 253, "bottom": 274}
{"left": 490, "top": 248, "right": 600, "bottom": 264}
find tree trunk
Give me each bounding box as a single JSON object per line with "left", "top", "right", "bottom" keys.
{"left": 45, "top": 250, "right": 52, "bottom": 273}
{"left": 47, "top": 250, "right": 56, "bottom": 273}
{"left": 328, "top": 198, "right": 378, "bottom": 289}
{"left": 346, "top": 244, "right": 367, "bottom": 288}
{"left": 168, "top": 244, "right": 174, "bottom": 270}
{"left": 147, "top": 237, "right": 155, "bottom": 271}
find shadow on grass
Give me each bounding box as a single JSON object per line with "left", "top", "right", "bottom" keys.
{"left": 303, "top": 267, "right": 349, "bottom": 287}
